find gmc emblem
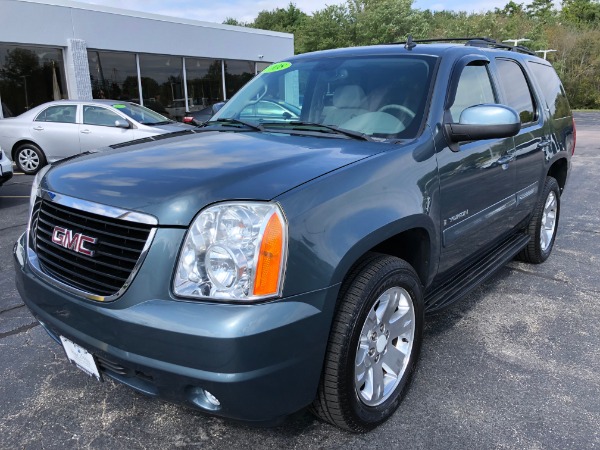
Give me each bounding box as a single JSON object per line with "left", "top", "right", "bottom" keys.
{"left": 51, "top": 226, "right": 97, "bottom": 257}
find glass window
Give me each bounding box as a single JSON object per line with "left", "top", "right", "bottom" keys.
{"left": 138, "top": 54, "right": 184, "bottom": 120}
{"left": 528, "top": 62, "right": 571, "bottom": 119}
{"left": 256, "top": 62, "right": 272, "bottom": 73}
{"left": 87, "top": 50, "right": 139, "bottom": 102}
{"left": 450, "top": 64, "right": 496, "bottom": 122}
{"left": 83, "top": 105, "right": 123, "bottom": 127}
{"left": 110, "top": 102, "right": 170, "bottom": 125}
{"left": 0, "top": 44, "right": 67, "bottom": 116}
{"left": 215, "top": 55, "right": 436, "bottom": 139}
{"left": 495, "top": 59, "right": 536, "bottom": 124}
{"left": 224, "top": 60, "right": 255, "bottom": 99}
{"left": 35, "top": 105, "right": 77, "bottom": 123}
{"left": 185, "top": 58, "right": 223, "bottom": 112}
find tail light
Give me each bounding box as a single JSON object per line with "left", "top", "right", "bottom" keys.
{"left": 183, "top": 116, "right": 193, "bottom": 124}
{"left": 571, "top": 117, "right": 576, "bottom": 155}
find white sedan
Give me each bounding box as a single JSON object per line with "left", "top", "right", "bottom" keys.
{"left": 0, "top": 100, "right": 195, "bottom": 174}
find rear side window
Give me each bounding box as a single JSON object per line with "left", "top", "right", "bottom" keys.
{"left": 35, "top": 105, "right": 77, "bottom": 124}
{"left": 450, "top": 64, "right": 496, "bottom": 122}
{"left": 495, "top": 59, "right": 536, "bottom": 125}
{"left": 527, "top": 62, "right": 571, "bottom": 119}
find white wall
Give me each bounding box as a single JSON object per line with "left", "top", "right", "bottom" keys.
{"left": 0, "top": 0, "right": 294, "bottom": 62}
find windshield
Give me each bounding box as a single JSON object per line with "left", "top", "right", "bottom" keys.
{"left": 112, "top": 103, "right": 172, "bottom": 125}
{"left": 213, "top": 55, "right": 437, "bottom": 139}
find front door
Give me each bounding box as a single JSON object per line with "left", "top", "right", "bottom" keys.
{"left": 437, "top": 62, "right": 518, "bottom": 275}
{"left": 79, "top": 105, "right": 136, "bottom": 152}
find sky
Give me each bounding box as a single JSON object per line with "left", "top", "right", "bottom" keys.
{"left": 77, "top": 0, "right": 519, "bottom": 24}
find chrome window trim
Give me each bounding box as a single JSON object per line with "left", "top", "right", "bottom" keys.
{"left": 28, "top": 191, "right": 158, "bottom": 302}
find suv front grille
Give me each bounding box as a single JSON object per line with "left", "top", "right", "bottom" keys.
{"left": 30, "top": 198, "right": 154, "bottom": 298}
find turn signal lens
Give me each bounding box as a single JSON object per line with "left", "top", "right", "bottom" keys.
{"left": 253, "top": 212, "right": 284, "bottom": 296}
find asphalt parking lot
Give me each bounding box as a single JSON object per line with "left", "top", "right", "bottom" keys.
{"left": 1, "top": 112, "right": 599, "bottom": 449}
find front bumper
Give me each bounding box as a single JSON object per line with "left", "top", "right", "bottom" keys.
{"left": 0, "top": 155, "right": 13, "bottom": 185}
{"left": 14, "top": 232, "right": 338, "bottom": 423}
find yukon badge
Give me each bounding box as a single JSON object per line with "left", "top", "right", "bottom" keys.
{"left": 51, "top": 226, "right": 97, "bottom": 257}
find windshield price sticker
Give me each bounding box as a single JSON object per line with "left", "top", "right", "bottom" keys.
{"left": 112, "top": 104, "right": 127, "bottom": 109}
{"left": 262, "top": 62, "right": 292, "bottom": 73}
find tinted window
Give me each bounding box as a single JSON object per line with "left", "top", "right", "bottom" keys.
{"left": 35, "top": 105, "right": 77, "bottom": 123}
{"left": 450, "top": 64, "right": 496, "bottom": 122}
{"left": 88, "top": 50, "right": 139, "bottom": 101}
{"left": 83, "top": 105, "right": 124, "bottom": 127}
{"left": 528, "top": 62, "right": 571, "bottom": 118}
{"left": 495, "top": 59, "right": 536, "bottom": 125}
{"left": 138, "top": 54, "right": 184, "bottom": 120}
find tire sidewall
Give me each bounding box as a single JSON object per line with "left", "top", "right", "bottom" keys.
{"left": 534, "top": 179, "right": 561, "bottom": 262}
{"left": 344, "top": 263, "right": 424, "bottom": 427}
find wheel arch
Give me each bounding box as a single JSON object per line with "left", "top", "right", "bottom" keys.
{"left": 547, "top": 157, "right": 568, "bottom": 193}
{"left": 11, "top": 139, "right": 42, "bottom": 161}
{"left": 332, "top": 215, "right": 437, "bottom": 293}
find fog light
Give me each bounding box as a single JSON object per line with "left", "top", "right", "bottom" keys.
{"left": 204, "top": 390, "right": 220, "bottom": 407}
{"left": 188, "top": 386, "right": 222, "bottom": 411}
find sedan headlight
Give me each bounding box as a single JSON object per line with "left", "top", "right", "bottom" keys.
{"left": 174, "top": 202, "right": 287, "bottom": 301}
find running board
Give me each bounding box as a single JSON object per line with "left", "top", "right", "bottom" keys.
{"left": 424, "top": 233, "right": 530, "bottom": 314}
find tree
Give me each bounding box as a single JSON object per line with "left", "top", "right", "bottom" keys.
{"left": 252, "top": 3, "right": 307, "bottom": 34}
{"left": 561, "top": 0, "right": 600, "bottom": 25}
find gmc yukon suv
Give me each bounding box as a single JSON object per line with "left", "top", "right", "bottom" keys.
{"left": 14, "top": 39, "right": 575, "bottom": 432}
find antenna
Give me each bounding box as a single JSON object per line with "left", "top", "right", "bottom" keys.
{"left": 404, "top": 35, "right": 416, "bottom": 50}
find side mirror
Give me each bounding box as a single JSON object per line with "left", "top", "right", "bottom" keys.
{"left": 114, "top": 119, "right": 130, "bottom": 129}
{"left": 446, "top": 104, "right": 520, "bottom": 144}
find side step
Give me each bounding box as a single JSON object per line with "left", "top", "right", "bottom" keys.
{"left": 424, "top": 233, "right": 530, "bottom": 314}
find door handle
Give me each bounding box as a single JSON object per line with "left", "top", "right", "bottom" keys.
{"left": 80, "top": 129, "right": 91, "bottom": 134}
{"left": 33, "top": 126, "right": 44, "bottom": 131}
{"left": 497, "top": 154, "right": 515, "bottom": 165}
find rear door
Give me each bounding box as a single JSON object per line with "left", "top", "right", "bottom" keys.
{"left": 494, "top": 58, "right": 547, "bottom": 221}
{"left": 31, "top": 104, "right": 80, "bottom": 160}
{"left": 79, "top": 105, "right": 136, "bottom": 151}
{"left": 436, "top": 59, "right": 518, "bottom": 274}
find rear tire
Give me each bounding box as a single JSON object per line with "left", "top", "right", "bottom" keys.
{"left": 518, "top": 176, "right": 561, "bottom": 264}
{"left": 311, "top": 253, "right": 424, "bottom": 432}
{"left": 15, "top": 143, "right": 46, "bottom": 175}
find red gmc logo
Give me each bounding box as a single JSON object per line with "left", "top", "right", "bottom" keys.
{"left": 51, "top": 226, "right": 97, "bottom": 257}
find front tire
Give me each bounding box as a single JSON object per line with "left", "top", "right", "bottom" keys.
{"left": 15, "top": 143, "right": 46, "bottom": 175}
{"left": 311, "top": 253, "right": 424, "bottom": 432}
{"left": 518, "top": 176, "right": 561, "bottom": 264}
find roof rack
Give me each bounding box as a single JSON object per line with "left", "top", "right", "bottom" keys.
{"left": 393, "top": 36, "right": 537, "bottom": 56}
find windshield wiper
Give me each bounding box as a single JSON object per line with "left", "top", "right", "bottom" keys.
{"left": 262, "top": 121, "right": 374, "bottom": 141}
{"left": 141, "top": 120, "right": 173, "bottom": 125}
{"left": 204, "top": 118, "right": 264, "bottom": 131}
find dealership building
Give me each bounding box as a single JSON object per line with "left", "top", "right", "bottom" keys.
{"left": 0, "top": 0, "right": 294, "bottom": 119}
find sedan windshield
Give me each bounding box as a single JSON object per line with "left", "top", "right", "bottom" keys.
{"left": 112, "top": 103, "right": 172, "bottom": 125}
{"left": 213, "top": 55, "right": 437, "bottom": 140}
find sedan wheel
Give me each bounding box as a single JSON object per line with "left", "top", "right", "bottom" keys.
{"left": 15, "top": 144, "right": 46, "bottom": 175}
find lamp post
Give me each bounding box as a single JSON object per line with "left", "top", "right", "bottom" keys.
{"left": 502, "top": 38, "right": 531, "bottom": 46}
{"left": 535, "top": 49, "right": 557, "bottom": 60}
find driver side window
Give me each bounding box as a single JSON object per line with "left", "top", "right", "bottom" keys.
{"left": 450, "top": 64, "right": 496, "bottom": 122}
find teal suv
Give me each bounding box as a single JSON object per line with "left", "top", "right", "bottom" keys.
{"left": 14, "top": 39, "right": 574, "bottom": 432}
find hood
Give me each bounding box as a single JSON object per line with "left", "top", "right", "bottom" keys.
{"left": 42, "top": 131, "right": 386, "bottom": 226}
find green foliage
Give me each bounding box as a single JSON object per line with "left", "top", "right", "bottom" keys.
{"left": 227, "top": 0, "right": 600, "bottom": 108}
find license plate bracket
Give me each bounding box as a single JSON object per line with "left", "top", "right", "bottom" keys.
{"left": 60, "top": 336, "right": 102, "bottom": 381}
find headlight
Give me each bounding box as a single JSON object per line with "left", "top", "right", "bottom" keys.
{"left": 174, "top": 202, "right": 288, "bottom": 301}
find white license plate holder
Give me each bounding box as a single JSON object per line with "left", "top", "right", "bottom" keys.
{"left": 60, "top": 336, "right": 102, "bottom": 381}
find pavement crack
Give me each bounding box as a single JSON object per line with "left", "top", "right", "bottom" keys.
{"left": 507, "top": 266, "right": 569, "bottom": 284}
{"left": 0, "top": 304, "right": 25, "bottom": 315}
{"left": 0, "top": 322, "right": 39, "bottom": 339}
{"left": 0, "top": 222, "right": 28, "bottom": 233}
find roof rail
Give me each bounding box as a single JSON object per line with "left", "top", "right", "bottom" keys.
{"left": 388, "top": 36, "right": 537, "bottom": 56}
